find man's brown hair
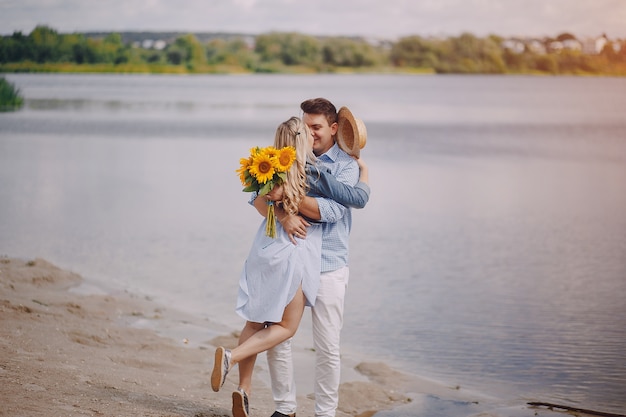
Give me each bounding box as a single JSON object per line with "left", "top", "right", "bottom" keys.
{"left": 300, "top": 98, "right": 338, "bottom": 127}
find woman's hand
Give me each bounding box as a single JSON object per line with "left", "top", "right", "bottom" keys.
{"left": 266, "top": 184, "right": 284, "bottom": 202}
{"left": 355, "top": 157, "right": 367, "bottom": 171}
{"left": 355, "top": 157, "right": 369, "bottom": 184}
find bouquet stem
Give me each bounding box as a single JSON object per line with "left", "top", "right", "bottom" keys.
{"left": 266, "top": 201, "right": 277, "bottom": 238}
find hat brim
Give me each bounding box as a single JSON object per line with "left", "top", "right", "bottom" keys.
{"left": 337, "top": 107, "right": 367, "bottom": 157}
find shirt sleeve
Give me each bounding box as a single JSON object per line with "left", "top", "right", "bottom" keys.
{"left": 316, "top": 159, "right": 360, "bottom": 222}
{"left": 248, "top": 191, "right": 259, "bottom": 206}
{"left": 307, "top": 166, "right": 370, "bottom": 208}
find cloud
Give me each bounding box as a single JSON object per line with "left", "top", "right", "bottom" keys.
{"left": 1, "top": 0, "right": 625, "bottom": 38}
{"left": 232, "top": 0, "right": 258, "bottom": 10}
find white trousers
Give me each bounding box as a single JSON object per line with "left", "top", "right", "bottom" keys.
{"left": 267, "top": 266, "right": 349, "bottom": 417}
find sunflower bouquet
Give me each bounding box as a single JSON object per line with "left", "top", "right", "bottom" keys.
{"left": 237, "top": 146, "right": 297, "bottom": 238}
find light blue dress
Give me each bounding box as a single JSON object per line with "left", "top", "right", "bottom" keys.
{"left": 236, "top": 219, "right": 322, "bottom": 323}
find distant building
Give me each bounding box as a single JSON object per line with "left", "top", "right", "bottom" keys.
{"left": 527, "top": 39, "right": 546, "bottom": 54}
{"left": 582, "top": 35, "right": 606, "bottom": 54}
{"left": 133, "top": 39, "right": 168, "bottom": 50}
{"left": 501, "top": 39, "right": 525, "bottom": 54}
{"left": 562, "top": 39, "right": 582, "bottom": 52}
{"left": 242, "top": 36, "right": 255, "bottom": 50}
{"left": 364, "top": 36, "right": 393, "bottom": 49}
{"left": 548, "top": 41, "right": 563, "bottom": 53}
{"left": 582, "top": 35, "right": 623, "bottom": 55}
{"left": 501, "top": 37, "right": 550, "bottom": 55}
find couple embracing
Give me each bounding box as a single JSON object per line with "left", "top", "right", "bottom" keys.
{"left": 212, "top": 97, "right": 370, "bottom": 417}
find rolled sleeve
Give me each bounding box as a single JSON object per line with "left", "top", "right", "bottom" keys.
{"left": 316, "top": 157, "right": 359, "bottom": 222}
{"left": 316, "top": 196, "right": 348, "bottom": 223}
{"left": 306, "top": 165, "right": 370, "bottom": 209}
{"left": 248, "top": 191, "right": 259, "bottom": 206}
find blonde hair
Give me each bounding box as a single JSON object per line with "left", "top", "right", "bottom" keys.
{"left": 273, "top": 116, "right": 316, "bottom": 215}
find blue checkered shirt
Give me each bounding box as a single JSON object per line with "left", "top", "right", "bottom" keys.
{"left": 315, "top": 143, "right": 360, "bottom": 272}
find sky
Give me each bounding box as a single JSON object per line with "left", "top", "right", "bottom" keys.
{"left": 1, "top": 0, "right": 625, "bottom": 40}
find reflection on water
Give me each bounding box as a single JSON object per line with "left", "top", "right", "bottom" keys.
{"left": 1, "top": 73, "right": 625, "bottom": 414}
{"left": 26, "top": 98, "right": 290, "bottom": 112}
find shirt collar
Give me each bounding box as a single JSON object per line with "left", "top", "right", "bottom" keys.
{"left": 318, "top": 142, "right": 341, "bottom": 162}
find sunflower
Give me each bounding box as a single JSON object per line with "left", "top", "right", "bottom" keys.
{"left": 237, "top": 145, "right": 297, "bottom": 238}
{"left": 264, "top": 146, "right": 279, "bottom": 160}
{"left": 237, "top": 157, "right": 253, "bottom": 185}
{"left": 248, "top": 150, "right": 277, "bottom": 184}
{"left": 275, "top": 146, "right": 296, "bottom": 172}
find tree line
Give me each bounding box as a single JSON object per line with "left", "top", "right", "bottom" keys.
{"left": 1, "top": 25, "right": 625, "bottom": 75}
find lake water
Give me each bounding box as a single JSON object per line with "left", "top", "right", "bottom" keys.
{"left": 1, "top": 73, "right": 625, "bottom": 415}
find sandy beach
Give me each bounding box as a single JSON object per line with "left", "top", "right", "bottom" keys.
{"left": 0, "top": 257, "right": 599, "bottom": 417}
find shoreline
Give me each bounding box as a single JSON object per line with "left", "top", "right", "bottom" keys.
{"left": 0, "top": 257, "right": 599, "bottom": 417}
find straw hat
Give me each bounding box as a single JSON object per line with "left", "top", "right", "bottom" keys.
{"left": 336, "top": 106, "right": 367, "bottom": 157}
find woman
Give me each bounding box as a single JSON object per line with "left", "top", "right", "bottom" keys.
{"left": 212, "top": 116, "right": 369, "bottom": 417}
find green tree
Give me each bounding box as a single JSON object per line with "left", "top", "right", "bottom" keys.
{"left": 166, "top": 47, "right": 185, "bottom": 65}
{"left": 57, "top": 33, "right": 82, "bottom": 62}
{"left": 255, "top": 33, "right": 320, "bottom": 66}
{"left": 557, "top": 51, "right": 586, "bottom": 74}
{"left": 145, "top": 51, "right": 163, "bottom": 64}
{"left": 390, "top": 36, "right": 440, "bottom": 68}
{"left": 169, "top": 34, "right": 206, "bottom": 68}
{"left": 206, "top": 38, "right": 255, "bottom": 68}
{"left": 556, "top": 32, "right": 577, "bottom": 42}
{"left": 99, "top": 33, "right": 129, "bottom": 64}
{"left": 618, "top": 40, "right": 626, "bottom": 62}
{"left": 72, "top": 41, "right": 91, "bottom": 64}
{"left": 532, "top": 54, "right": 558, "bottom": 74}
{"left": 321, "top": 37, "right": 380, "bottom": 67}
{"left": 2, "top": 31, "right": 39, "bottom": 62}
{"left": 502, "top": 49, "right": 528, "bottom": 72}
{"left": 436, "top": 33, "right": 506, "bottom": 74}
{"left": 29, "top": 25, "right": 61, "bottom": 63}
{"left": 599, "top": 41, "right": 621, "bottom": 63}
{"left": 206, "top": 39, "right": 228, "bottom": 64}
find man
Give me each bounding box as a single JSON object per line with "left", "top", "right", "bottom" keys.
{"left": 267, "top": 98, "right": 368, "bottom": 417}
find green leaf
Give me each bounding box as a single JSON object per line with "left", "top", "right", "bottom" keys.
{"left": 258, "top": 181, "right": 273, "bottom": 196}
{"left": 242, "top": 184, "right": 257, "bottom": 192}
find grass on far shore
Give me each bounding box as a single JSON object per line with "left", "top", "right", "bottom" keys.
{"left": 0, "top": 61, "right": 435, "bottom": 76}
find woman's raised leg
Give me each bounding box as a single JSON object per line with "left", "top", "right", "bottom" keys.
{"left": 211, "top": 286, "right": 307, "bottom": 394}
{"left": 234, "top": 285, "right": 306, "bottom": 372}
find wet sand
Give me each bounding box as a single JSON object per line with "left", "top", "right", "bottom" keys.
{"left": 0, "top": 257, "right": 596, "bottom": 417}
